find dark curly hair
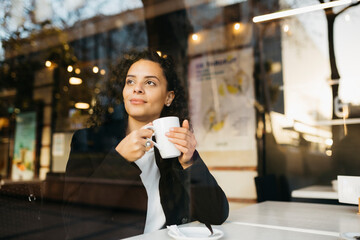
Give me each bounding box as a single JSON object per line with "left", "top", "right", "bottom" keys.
{"left": 88, "top": 49, "right": 189, "bottom": 127}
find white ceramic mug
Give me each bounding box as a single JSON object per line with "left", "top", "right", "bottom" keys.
{"left": 145, "top": 116, "right": 181, "bottom": 159}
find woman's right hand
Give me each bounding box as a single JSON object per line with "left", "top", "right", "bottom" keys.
{"left": 115, "top": 128, "right": 154, "bottom": 162}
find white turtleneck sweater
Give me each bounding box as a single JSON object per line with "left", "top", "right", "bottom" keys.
{"left": 134, "top": 148, "right": 166, "bottom": 233}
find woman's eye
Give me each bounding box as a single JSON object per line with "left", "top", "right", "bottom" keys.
{"left": 126, "top": 79, "right": 135, "bottom": 85}
{"left": 146, "top": 80, "right": 156, "bottom": 86}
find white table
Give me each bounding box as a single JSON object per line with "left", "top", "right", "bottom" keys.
{"left": 123, "top": 201, "right": 360, "bottom": 240}
{"left": 291, "top": 185, "right": 338, "bottom": 200}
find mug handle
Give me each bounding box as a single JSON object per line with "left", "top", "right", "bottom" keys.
{"left": 144, "top": 125, "right": 159, "bottom": 148}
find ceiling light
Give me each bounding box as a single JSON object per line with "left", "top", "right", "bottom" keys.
{"left": 283, "top": 24, "right": 290, "bottom": 32}
{"left": 67, "top": 65, "right": 73, "bottom": 72}
{"left": 69, "top": 77, "right": 82, "bottom": 85}
{"left": 75, "top": 102, "right": 90, "bottom": 109}
{"left": 325, "top": 150, "right": 332, "bottom": 156}
{"left": 325, "top": 138, "right": 333, "bottom": 146}
{"left": 253, "top": 0, "right": 355, "bottom": 23}
{"left": 234, "top": 23, "right": 241, "bottom": 30}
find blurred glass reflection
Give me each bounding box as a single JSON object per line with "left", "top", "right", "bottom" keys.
{"left": 1, "top": 0, "right": 360, "bottom": 239}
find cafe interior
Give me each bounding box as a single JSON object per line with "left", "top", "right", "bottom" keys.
{"left": 0, "top": 0, "right": 360, "bottom": 239}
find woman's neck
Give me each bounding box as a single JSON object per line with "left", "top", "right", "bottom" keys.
{"left": 126, "top": 116, "right": 153, "bottom": 135}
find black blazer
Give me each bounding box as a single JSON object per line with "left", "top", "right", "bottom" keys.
{"left": 63, "top": 120, "right": 229, "bottom": 239}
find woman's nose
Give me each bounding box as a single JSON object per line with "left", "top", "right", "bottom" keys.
{"left": 133, "top": 83, "right": 144, "bottom": 93}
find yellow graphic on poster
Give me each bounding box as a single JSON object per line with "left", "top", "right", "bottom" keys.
{"left": 188, "top": 48, "right": 256, "bottom": 151}
{"left": 12, "top": 112, "right": 36, "bottom": 180}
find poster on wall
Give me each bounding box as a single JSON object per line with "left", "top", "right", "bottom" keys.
{"left": 12, "top": 112, "right": 36, "bottom": 180}
{"left": 188, "top": 48, "right": 256, "bottom": 152}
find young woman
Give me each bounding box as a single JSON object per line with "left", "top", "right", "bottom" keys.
{"left": 63, "top": 50, "right": 229, "bottom": 239}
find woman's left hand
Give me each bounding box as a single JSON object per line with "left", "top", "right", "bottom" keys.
{"left": 166, "top": 119, "right": 197, "bottom": 169}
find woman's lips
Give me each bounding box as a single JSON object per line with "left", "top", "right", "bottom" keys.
{"left": 130, "top": 98, "right": 146, "bottom": 104}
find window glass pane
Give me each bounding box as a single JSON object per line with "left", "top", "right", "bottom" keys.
{"left": 1, "top": 0, "right": 360, "bottom": 239}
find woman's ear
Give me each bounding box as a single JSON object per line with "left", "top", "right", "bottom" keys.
{"left": 165, "top": 91, "right": 175, "bottom": 107}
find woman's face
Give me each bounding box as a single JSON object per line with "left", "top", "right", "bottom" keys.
{"left": 123, "top": 59, "right": 174, "bottom": 122}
